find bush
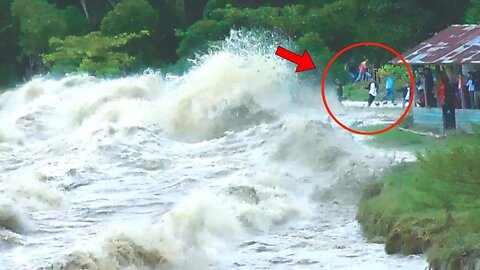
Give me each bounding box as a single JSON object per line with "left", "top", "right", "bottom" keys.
{"left": 42, "top": 31, "right": 149, "bottom": 76}
{"left": 358, "top": 135, "right": 480, "bottom": 269}
{"left": 379, "top": 64, "right": 409, "bottom": 81}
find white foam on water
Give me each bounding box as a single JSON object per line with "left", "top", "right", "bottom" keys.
{"left": 0, "top": 30, "right": 426, "bottom": 269}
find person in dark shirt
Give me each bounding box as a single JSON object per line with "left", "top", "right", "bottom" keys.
{"left": 335, "top": 78, "right": 343, "bottom": 103}
{"left": 345, "top": 58, "right": 357, "bottom": 83}
{"left": 425, "top": 68, "right": 436, "bottom": 107}
{"left": 417, "top": 89, "right": 426, "bottom": 107}
{"left": 416, "top": 74, "right": 426, "bottom": 107}
{"left": 443, "top": 77, "right": 456, "bottom": 130}
{"left": 457, "top": 71, "right": 466, "bottom": 109}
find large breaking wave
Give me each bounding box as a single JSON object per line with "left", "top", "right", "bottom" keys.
{"left": 0, "top": 30, "right": 424, "bottom": 269}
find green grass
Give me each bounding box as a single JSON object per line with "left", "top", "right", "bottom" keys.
{"left": 344, "top": 84, "right": 368, "bottom": 101}
{"left": 359, "top": 124, "right": 480, "bottom": 151}
{"left": 358, "top": 123, "right": 434, "bottom": 151}
{"left": 357, "top": 134, "right": 480, "bottom": 269}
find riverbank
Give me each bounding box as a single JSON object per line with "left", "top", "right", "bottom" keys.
{"left": 357, "top": 133, "right": 480, "bottom": 269}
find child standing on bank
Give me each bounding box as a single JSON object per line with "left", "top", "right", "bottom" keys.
{"left": 366, "top": 78, "right": 379, "bottom": 107}
{"left": 403, "top": 83, "right": 412, "bottom": 108}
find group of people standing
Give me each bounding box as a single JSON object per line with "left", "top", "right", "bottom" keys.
{"left": 417, "top": 67, "right": 480, "bottom": 110}
{"left": 342, "top": 59, "right": 480, "bottom": 112}
{"left": 334, "top": 74, "right": 412, "bottom": 108}
{"left": 341, "top": 57, "right": 411, "bottom": 108}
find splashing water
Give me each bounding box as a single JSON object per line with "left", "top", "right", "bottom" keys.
{"left": 0, "top": 30, "right": 426, "bottom": 270}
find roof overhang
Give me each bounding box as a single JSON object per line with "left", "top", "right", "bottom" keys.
{"left": 391, "top": 25, "right": 480, "bottom": 65}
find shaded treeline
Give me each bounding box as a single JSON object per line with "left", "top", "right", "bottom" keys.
{"left": 0, "top": 0, "right": 479, "bottom": 85}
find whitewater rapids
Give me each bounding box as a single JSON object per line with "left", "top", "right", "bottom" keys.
{"left": 0, "top": 31, "right": 426, "bottom": 269}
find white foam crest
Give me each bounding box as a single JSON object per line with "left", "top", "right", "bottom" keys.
{"left": 0, "top": 199, "right": 30, "bottom": 233}
{"left": 50, "top": 190, "right": 242, "bottom": 269}
{"left": 233, "top": 184, "right": 304, "bottom": 231}
{"left": 0, "top": 169, "right": 66, "bottom": 236}
{"left": 54, "top": 170, "right": 316, "bottom": 269}
{"left": 0, "top": 30, "right": 305, "bottom": 144}
{"left": 1, "top": 176, "right": 67, "bottom": 211}
{"left": 154, "top": 51, "right": 297, "bottom": 141}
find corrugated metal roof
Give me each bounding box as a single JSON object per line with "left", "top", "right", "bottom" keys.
{"left": 394, "top": 25, "right": 480, "bottom": 65}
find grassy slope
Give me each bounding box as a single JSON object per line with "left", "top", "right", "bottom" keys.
{"left": 360, "top": 125, "right": 430, "bottom": 148}
{"left": 357, "top": 132, "right": 480, "bottom": 269}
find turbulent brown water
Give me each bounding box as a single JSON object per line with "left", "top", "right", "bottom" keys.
{"left": 0, "top": 31, "right": 426, "bottom": 270}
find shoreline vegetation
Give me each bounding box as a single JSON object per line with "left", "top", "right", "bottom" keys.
{"left": 357, "top": 127, "right": 480, "bottom": 270}
{"left": 1, "top": 0, "right": 479, "bottom": 87}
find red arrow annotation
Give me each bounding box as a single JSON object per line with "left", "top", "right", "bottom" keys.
{"left": 275, "top": 46, "right": 316, "bottom": 72}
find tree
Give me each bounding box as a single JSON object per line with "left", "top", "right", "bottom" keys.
{"left": 42, "top": 30, "right": 149, "bottom": 76}
{"left": 148, "top": 0, "right": 184, "bottom": 62}
{"left": 204, "top": 0, "right": 231, "bottom": 15}
{"left": 100, "top": 0, "right": 159, "bottom": 35}
{"left": 0, "top": 0, "right": 21, "bottom": 86}
{"left": 297, "top": 32, "right": 339, "bottom": 80}
{"left": 466, "top": 0, "right": 480, "bottom": 23}
{"left": 100, "top": 0, "right": 165, "bottom": 67}
{"left": 176, "top": 19, "right": 230, "bottom": 56}
{"left": 361, "top": 0, "right": 470, "bottom": 47}
{"left": 63, "top": 6, "right": 88, "bottom": 35}
{"left": 11, "top": 0, "right": 87, "bottom": 76}
{"left": 11, "top": 0, "right": 68, "bottom": 58}
{"left": 184, "top": 0, "right": 208, "bottom": 23}
{"left": 3, "top": 0, "right": 477, "bottom": 83}
{"left": 78, "top": 0, "right": 117, "bottom": 29}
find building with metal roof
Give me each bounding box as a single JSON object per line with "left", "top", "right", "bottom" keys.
{"left": 393, "top": 25, "right": 480, "bottom": 134}
{"left": 394, "top": 24, "right": 480, "bottom": 65}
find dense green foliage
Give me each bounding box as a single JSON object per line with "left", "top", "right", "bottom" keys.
{"left": 100, "top": 0, "right": 159, "bottom": 35}
{"left": 12, "top": 0, "right": 69, "bottom": 56}
{"left": 99, "top": 0, "right": 166, "bottom": 67}
{"left": 466, "top": 0, "right": 480, "bottom": 23}
{"left": 0, "top": 0, "right": 479, "bottom": 86}
{"left": 379, "top": 64, "right": 409, "bottom": 81}
{"left": 358, "top": 134, "right": 480, "bottom": 269}
{"left": 0, "top": 0, "right": 21, "bottom": 85}
{"left": 42, "top": 30, "right": 149, "bottom": 76}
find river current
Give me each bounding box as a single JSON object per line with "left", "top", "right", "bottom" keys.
{"left": 0, "top": 31, "right": 427, "bottom": 270}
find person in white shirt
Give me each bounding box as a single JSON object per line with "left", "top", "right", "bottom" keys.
{"left": 466, "top": 73, "right": 475, "bottom": 109}
{"left": 365, "top": 78, "right": 379, "bottom": 107}
{"left": 403, "top": 83, "right": 412, "bottom": 108}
